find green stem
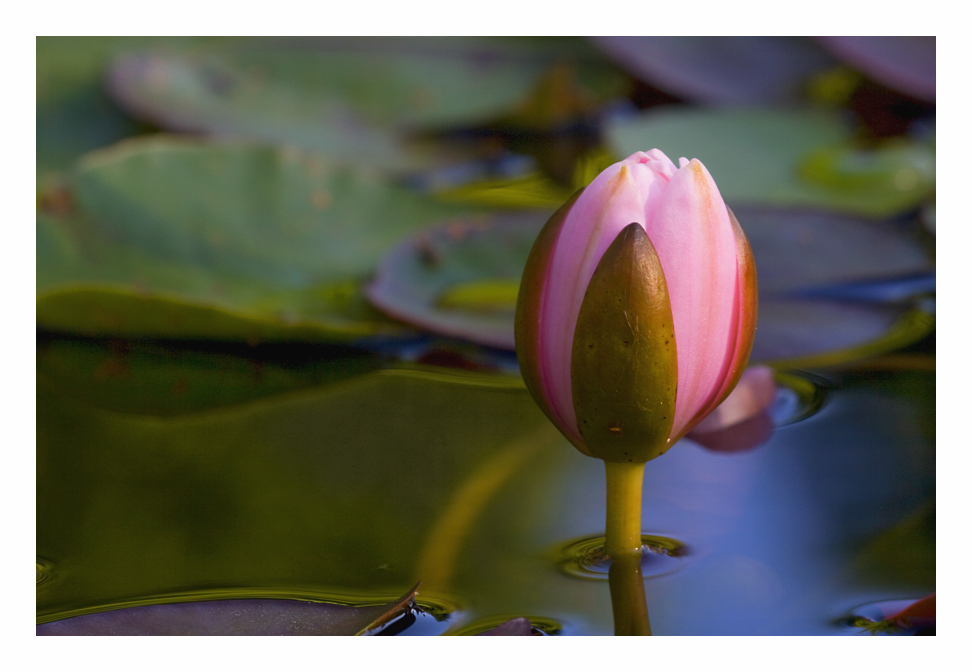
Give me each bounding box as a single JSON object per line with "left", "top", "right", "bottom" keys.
{"left": 609, "top": 553, "right": 652, "bottom": 635}
{"left": 604, "top": 460, "right": 646, "bottom": 559}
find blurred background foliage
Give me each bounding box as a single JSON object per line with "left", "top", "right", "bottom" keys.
{"left": 37, "top": 36, "right": 935, "bottom": 635}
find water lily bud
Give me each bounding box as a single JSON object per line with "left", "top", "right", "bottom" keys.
{"left": 515, "top": 150, "right": 757, "bottom": 464}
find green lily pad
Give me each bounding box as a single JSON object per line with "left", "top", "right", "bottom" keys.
{"left": 37, "top": 583, "right": 421, "bottom": 636}
{"left": 37, "top": 336, "right": 387, "bottom": 417}
{"left": 366, "top": 212, "right": 548, "bottom": 349}
{"left": 607, "top": 108, "right": 934, "bottom": 218}
{"left": 36, "top": 37, "right": 237, "bottom": 185}
{"left": 37, "top": 136, "right": 477, "bottom": 342}
{"left": 37, "top": 363, "right": 553, "bottom": 624}
{"left": 106, "top": 39, "right": 629, "bottom": 172}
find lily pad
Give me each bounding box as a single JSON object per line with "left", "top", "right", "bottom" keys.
{"left": 751, "top": 299, "right": 934, "bottom": 368}
{"left": 37, "top": 37, "right": 250, "bottom": 185}
{"left": 475, "top": 617, "right": 536, "bottom": 636}
{"left": 365, "top": 207, "right": 933, "bottom": 364}
{"left": 106, "top": 40, "right": 629, "bottom": 172}
{"left": 37, "top": 136, "right": 476, "bottom": 342}
{"left": 36, "top": 363, "right": 553, "bottom": 624}
{"left": 607, "top": 108, "right": 935, "bottom": 218}
{"left": 366, "top": 212, "right": 548, "bottom": 349}
{"left": 37, "top": 352, "right": 935, "bottom": 634}
{"left": 590, "top": 37, "right": 835, "bottom": 106}
{"left": 816, "top": 37, "right": 935, "bottom": 103}
{"left": 729, "top": 207, "right": 932, "bottom": 294}
{"left": 37, "top": 584, "right": 420, "bottom": 636}
{"left": 36, "top": 335, "right": 387, "bottom": 417}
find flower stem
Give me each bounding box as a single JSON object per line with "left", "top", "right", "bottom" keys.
{"left": 604, "top": 460, "right": 646, "bottom": 559}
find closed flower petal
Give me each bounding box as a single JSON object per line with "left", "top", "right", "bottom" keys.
{"left": 515, "top": 150, "right": 757, "bottom": 461}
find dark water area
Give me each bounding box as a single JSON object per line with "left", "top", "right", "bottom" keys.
{"left": 36, "top": 336, "right": 934, "bottom": 635}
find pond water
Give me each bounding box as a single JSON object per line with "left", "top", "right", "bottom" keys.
{"left": 35, "top": 335, "right": 934, "bottom": 635}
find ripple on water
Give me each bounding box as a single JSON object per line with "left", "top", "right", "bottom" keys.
{"left": 556, "top": 534, "right": 688, "bottom": 581}
{"left": 36, "top": 558, "right": 56, "bottom": 587}
{"left": 769, "top": 371, "right": 829, "bottom": 426}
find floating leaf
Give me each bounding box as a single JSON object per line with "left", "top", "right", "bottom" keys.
{"left": 590, "top": 37, "right": 835, "bottom": 105}
{"left": 37, "top": 584, "right": 420, "bottom": 636}
{"left": 816, "top": 37, "right": 935, "bottom": 103}
{"left": 37, "top": 336, "right": 387, "bottom": 417}
{"left": 607, "top": 108, "right": 934, "bottom": 218}
{"left": 106, "top": 40, "right": 628, "bottom": 172}
{"left": 36, "top": 364, "right": 552, "bottom": 623}
{"left": 366, "top": 212, "right": 547, "bottom": 349}
{"left": 751, "top": 299, "right": 934, "bottom": 367}
{"left": 476, "top": 617, "right": 535, "bottom": 636}
{"left": 37, "top": 136, "right": 477, "bottom": 342}
{"left": 37, "top": 37, "right": 184, "bottom": 184}
{"left": 730, "top": 207, "right": 932, "bottom": 294}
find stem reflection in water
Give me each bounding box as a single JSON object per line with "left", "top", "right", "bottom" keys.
{"left": 608, "top": 552, "right": 652, "bottom": 636}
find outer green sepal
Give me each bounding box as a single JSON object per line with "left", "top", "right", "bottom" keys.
{"left": 571, "top": 223, "right": 677, "bottom": 463}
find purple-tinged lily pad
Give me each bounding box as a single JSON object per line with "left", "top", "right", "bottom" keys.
{"left": 816, "top": 37, "right": 935, "bottom": 103}
{"left": 476, "top": 617, "right": 536, "bottom": 636}
{"left": 366, "top": 212, "right": 547, "bottom": 349}
{"left": 37, "top": 583, "right": 420, "bottom": 636}
{"left": 731, "top": 206, "right": 933, "bottom": 294}
{"left": 750, "top": 298, "right": 933, "bottom": 368}
{"left": 590, "top": 37, "right": 835, "bottom": 106}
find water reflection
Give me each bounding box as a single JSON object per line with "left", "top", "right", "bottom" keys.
{"left": 609, "top": 553, "right": 651, "bottom": 635}
{"left": 36, "top": 358, "right": 934, "bottom": 634}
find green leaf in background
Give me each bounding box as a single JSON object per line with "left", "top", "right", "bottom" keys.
{"left": 37, "top": 136, "right": 478, "bottom": 342}
{"left": 607, "top": 108, "right": 934, "bottom": 218}
{"left": 36, "top": 37, "right": 238, "bottom": 185}
{"left": 37, "top": 365, "right": 557, "bottom": 624}
{"left": 37, "top": 336, "right": 387, "bottom": 417}
{"left": 366, "top": 212, "right": 548, "bottom": 349}
{"left": 106, "top": 39, "right": 629, "bottom": 172}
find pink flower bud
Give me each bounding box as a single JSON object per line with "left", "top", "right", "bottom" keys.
{"left": 515, "top": 150, "right": 758, "bottom": 463}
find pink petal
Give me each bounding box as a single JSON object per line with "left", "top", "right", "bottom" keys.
{"left": 690, "top": 366, "right": 776, "bottom": 434}
{"left": 682, "top": 207, "right": 759, "bottom": 434}
{"left": 538, "top": 152, "right": 675, "bottom": 443}
{"left": 643, "top": 159, "right": 739, "bottom": 442}
{"left": 689, "top": 412, "right": 774, "bottom": 454}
